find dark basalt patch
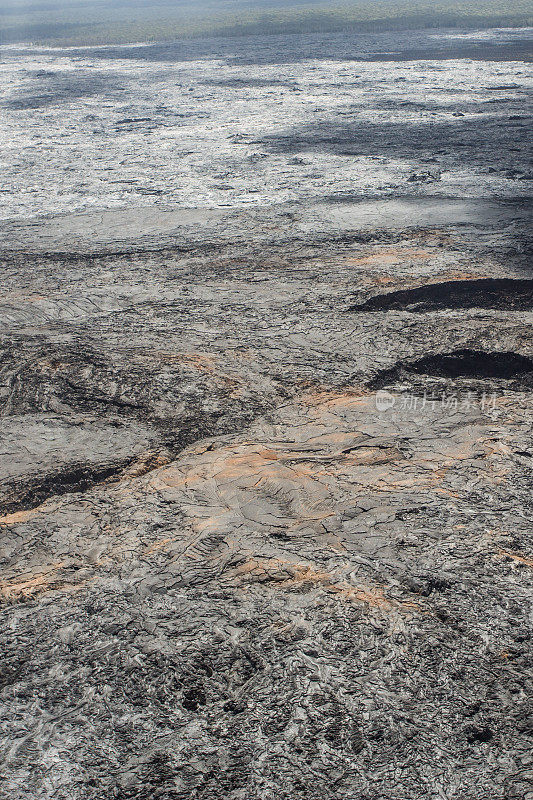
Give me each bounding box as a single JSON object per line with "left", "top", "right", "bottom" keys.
{"left": 369, "top": 349, "right": 533, "bottom": 390}
{"left": 0, "top": 458, "right": 145, "bottom": 516}
{"left": 464, "top": 725, "right": 494, "bottom": 744}
{"left": 350, "top": 279, "right": 533, "bottom": 312}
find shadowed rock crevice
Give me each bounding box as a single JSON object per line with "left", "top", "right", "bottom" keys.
{"left": 0, "top": 452, "right": 171, "bottom": 516}
{"left": 369, "top": 349, "right": 533, "bottom": 390}
{"left": 0, "top": 462, "right": 132, "bottom": 515}
{"left": 349, "top": 278, "right": 533, "bottom": 312}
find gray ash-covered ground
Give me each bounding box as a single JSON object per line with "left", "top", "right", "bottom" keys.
{"left": 0, "top": 26, "right": 532, "bottom": 800}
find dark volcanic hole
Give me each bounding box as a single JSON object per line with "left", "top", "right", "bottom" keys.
{"left": 464, "top": 725, "right": 494, "bottom": 744}
{"left": 350, "top": 278, "right": 533, "bottom": 312}
{"left": 369, "top": 349, "right": 533, "bottom": 390}
{"left": 181, "top": 687, "right": 206, "bottom": 711}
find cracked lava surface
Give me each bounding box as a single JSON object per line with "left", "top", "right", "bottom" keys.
{"left": 1, "top": 27, "right": 532, "bottom": 800}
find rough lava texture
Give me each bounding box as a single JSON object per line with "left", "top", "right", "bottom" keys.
{"left": 0, "top": 206, "right": 532, "bottom": 800}
{"left": 0, "top": 24, "right": 532, "bottom": 800}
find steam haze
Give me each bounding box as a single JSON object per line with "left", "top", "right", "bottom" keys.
{"left": 1, "top": 0, "right": 532, "bottom": 45}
